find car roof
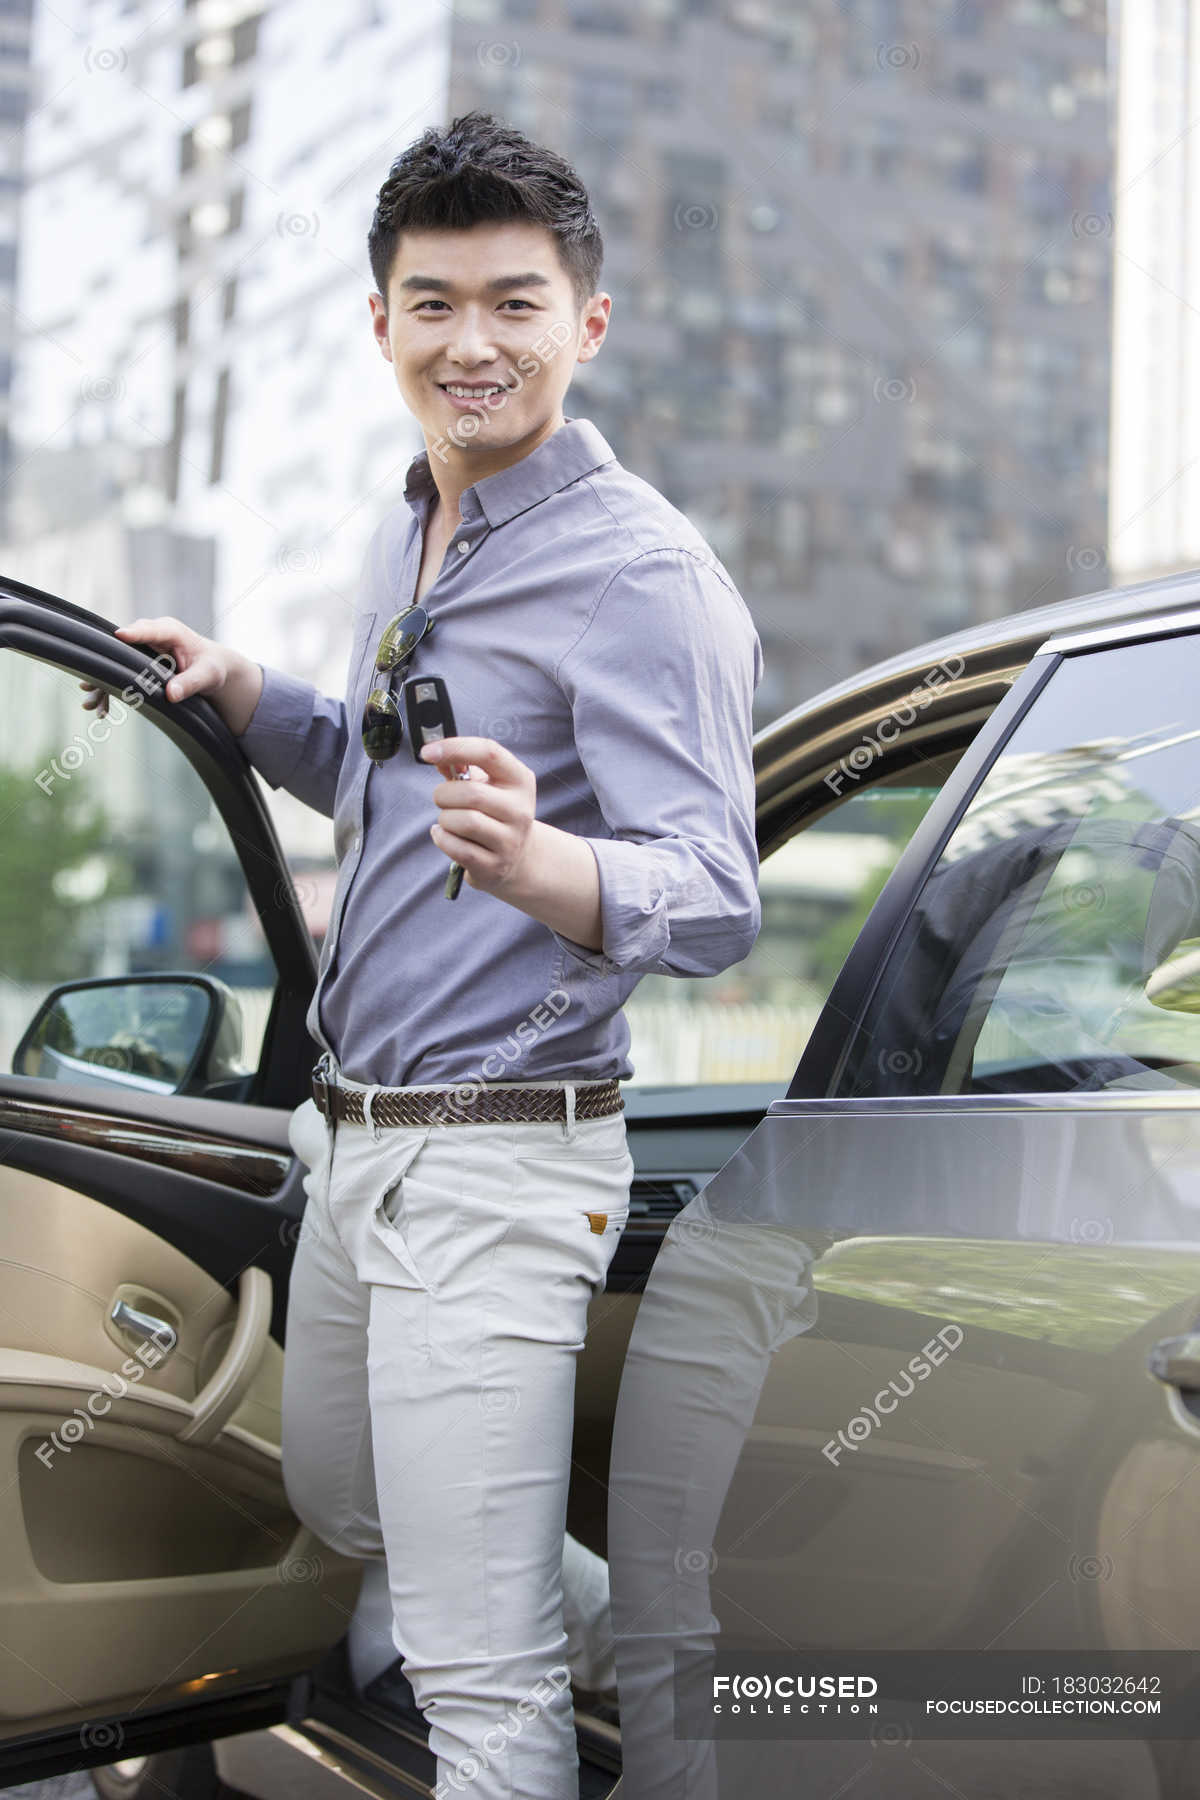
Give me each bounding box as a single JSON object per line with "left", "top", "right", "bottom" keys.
{"left": 753, "top": 564, "right": 1200, "bottom": 853}
{"left": 757, "top": 563, "right": 1200, "bottom": 750}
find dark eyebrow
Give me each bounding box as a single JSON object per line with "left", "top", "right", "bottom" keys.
{"left": 397, "top": 271, "right": 553, "bottom": 294}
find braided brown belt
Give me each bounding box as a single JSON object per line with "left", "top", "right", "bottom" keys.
{"left": 311, "top": 1067, "right": 623, "bottom": 1129}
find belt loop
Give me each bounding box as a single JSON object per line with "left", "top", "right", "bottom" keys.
{"left": 362, "top": 1085, "right": 384, "bottom": 1142}
{"left": 563, "top": 1081, "right": 576, "bottom": 1143}
{"left": 314, "top": 1048, "right": 338, "bottom": 1168}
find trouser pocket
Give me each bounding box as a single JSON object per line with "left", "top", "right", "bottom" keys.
{"left": 365, "top": 1126, "right": 437, "bottom": 1289}
{"left": 499, "top": 1146, "right": 634, "bottom": 1343}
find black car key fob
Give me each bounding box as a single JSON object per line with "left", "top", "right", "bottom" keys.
{"left": 402, "top": 672, "right": 467, "bottom": 901}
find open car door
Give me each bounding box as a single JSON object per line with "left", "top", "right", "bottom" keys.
{"left": 0, "top": 580, "right": 362, "bottom": 1785}
{"left": 608, "top": 613, "right": 1200, "bottom": 1800}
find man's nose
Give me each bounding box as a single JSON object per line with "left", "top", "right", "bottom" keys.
{"left": 445, "top": 312, "right": 498, "bottom": 367}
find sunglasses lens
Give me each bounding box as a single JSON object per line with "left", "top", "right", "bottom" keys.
{"left": 376, "top": 604, "right": 431, "bottom": 672}
{"left": 362, "top": 686, "right": 403, "bottom": 760}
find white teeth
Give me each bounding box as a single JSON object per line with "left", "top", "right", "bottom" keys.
{"left": 443, "top": 384, "right": 503, "bottom": 397}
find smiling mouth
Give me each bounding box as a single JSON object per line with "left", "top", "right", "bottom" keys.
{"left": 438, "top": 382, "right": 509, "bottom": 399}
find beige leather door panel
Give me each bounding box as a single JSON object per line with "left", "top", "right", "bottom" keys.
{"left": 0, "top": 1170, "right": 362, "bottom": 1737}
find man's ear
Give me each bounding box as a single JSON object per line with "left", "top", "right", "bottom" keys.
{"left": 368, "top": 291, "right": 392, "bottom": 362}
{"left": 577, "top": 291, "right": 611, "bottom": 363}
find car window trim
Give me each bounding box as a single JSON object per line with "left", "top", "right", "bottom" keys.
{"left": 1041, "top": 602, "right": 1200, "bottom": 657}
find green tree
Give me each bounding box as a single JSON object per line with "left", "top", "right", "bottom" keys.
{"left": 0, "top": 754, "right": 131, "bottom": 981}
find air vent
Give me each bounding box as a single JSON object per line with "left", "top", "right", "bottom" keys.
{"left": 629, "top": 1176, "right": 699, "bottom": 1225}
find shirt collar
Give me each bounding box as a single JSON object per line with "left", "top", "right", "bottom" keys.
{"left": 402, "top": 416, "right": 616, "bottom": 528}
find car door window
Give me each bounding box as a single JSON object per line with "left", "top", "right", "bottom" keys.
{"left": 831, "top": 630, "right": 1200, "bottom": 1097}
{"left": 0, "top": 648, "right": 276, "bottom": 1088}
{"left": 624, "top": 761, "right": 961, "bottom": 1086}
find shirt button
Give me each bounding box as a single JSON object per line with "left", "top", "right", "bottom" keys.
{"left": 457, "top": 539, "right": 470, "bottom": 554}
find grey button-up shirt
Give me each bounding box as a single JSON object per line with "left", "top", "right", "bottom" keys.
{"left": 234, "top": 416, "right": 763, "bottom": 1088}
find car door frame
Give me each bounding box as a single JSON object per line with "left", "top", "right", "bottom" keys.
{"left": 0, "top": 583, "right": 326, "bottom": 1309}
{"left": 0, "top": 579, "right": 319, "bottom": 1106}
{"left": 0, "top": 580, "right": 360, "bottom": 1785}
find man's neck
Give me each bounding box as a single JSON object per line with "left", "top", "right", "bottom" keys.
{"left": 425, "top": 410, "right": 566, "bottom": 525}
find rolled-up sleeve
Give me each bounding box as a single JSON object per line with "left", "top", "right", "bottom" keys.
{"left": 552, "top": 546, "right": 764, "bottom": 979}
{"left": 233, "top": 665, "right": 348, "bottom": 819}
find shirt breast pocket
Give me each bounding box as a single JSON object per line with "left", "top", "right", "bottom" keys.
{"left": 348, "top": 607, "right": 379, "bottom": 701}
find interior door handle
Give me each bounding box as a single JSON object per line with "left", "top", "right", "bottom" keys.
{"left": 177, "top": 1267, "right": 272, "bottom": 1446}
{"left": 1148, "top": 1334, "right": 1200, "bottom": 1389}
{"left": 110, "top": 1297, "right": 178, "bottom": 1357}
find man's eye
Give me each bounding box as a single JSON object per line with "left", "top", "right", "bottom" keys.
{"left": 413, "top": 298, "right": 534, "bottom": 312}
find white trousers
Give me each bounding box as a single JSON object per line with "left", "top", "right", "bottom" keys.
{"left": 281, "top": 1074, "right": 633, "bottom": 1800}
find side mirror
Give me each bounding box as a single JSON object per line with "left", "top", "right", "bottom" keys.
{"left": 13, "top": 972, "right": 251, "bottom": 1097}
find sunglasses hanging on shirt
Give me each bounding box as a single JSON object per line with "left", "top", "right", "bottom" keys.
{"left": 361, "top": 604, "right": 436, "bottom": 760}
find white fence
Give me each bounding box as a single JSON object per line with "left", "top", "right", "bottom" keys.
{"left": 622, "top": 999, "right": 817, "bottom": 1085}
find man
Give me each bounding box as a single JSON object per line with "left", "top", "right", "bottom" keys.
{"left": 97, "top": 111, "right": 763, "bottom": 1800}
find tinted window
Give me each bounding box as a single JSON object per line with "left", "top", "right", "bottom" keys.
{"left": 832, "top": 633, "right": 1200, "bottom": 1097}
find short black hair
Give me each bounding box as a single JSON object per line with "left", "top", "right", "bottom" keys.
{"left": 368, "top": 111, "right": 603, "bottom": 315}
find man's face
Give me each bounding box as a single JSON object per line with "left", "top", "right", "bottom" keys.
{"left": 369, "top": 220, "right": 609, "bottom": 468}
